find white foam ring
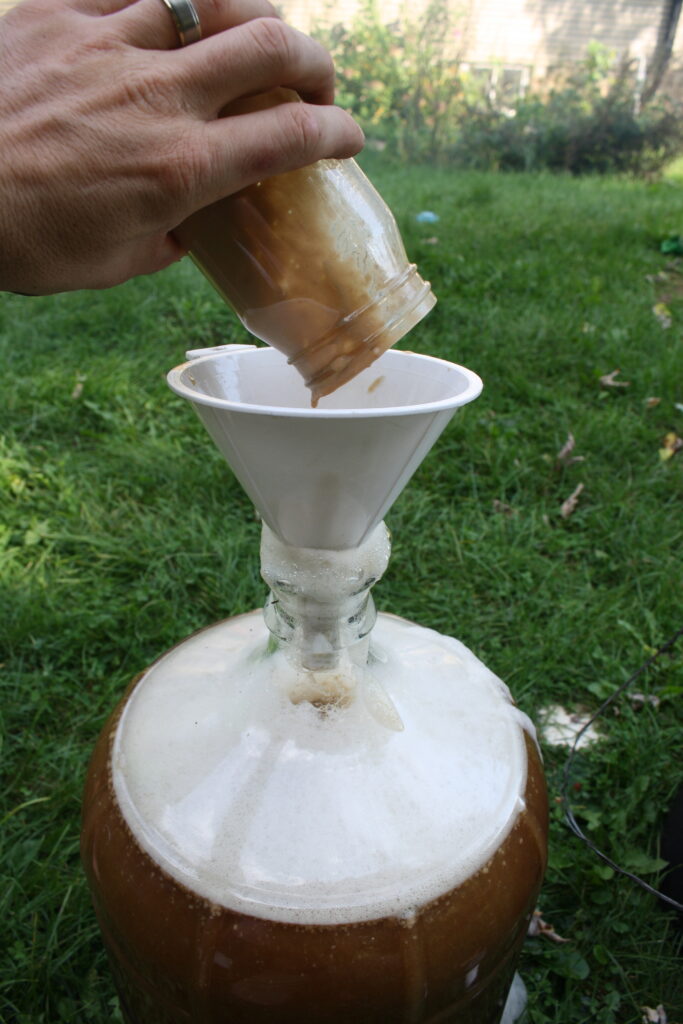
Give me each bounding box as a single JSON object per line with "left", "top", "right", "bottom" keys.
{"left": 113, "top": 613, "right": 528, "bottom": 925}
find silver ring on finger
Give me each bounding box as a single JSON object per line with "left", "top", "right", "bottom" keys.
{"left": 159, "top": 0, "right": 202, "bottom": 46}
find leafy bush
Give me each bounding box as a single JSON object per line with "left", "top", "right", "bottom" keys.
{"left": 455, "top": 47, "right": 683, "bottom": 175}
{"left": 317, "top": 7, "right": 683, "bottom": 174}
{"left": 314, "top": 0, "right": 468, "bottom": 162}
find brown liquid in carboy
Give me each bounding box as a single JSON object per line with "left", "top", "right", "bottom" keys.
{"left": 81, "top": 694, "right": 547, "bottom": 1024}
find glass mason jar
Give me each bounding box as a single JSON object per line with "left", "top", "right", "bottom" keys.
{"left": 81, "top": 524, "right": 547, "bottom": 1024}
{"left": 173, "top": 92, "right": 436, "bottom": 405}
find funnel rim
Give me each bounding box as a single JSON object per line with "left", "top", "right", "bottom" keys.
{"left": 167, "top": 349, "right": 483, "bottom": 419}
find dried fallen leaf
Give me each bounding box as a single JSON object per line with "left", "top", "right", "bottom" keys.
{"left": 560, "top": 482, "right": 584, "bottom": 519}
{"left": 653, "top": 302, "right": 673, "bottom": 329}
{"left": 659, "top": 432, "right": 683, "bottom": 461}
{"left": 645, "top": 396, "right": 662, "bottom": 408}
{"left": 600, "top": 369, "right": 630, "bottom": 389}
{"left": 630, "top": 692, "right": 661, "bottom": 710}
{"left": 492, "top": 499, "right": 516, "bottom": 517}
{"left": 71, "top": 373, "right": 87, "bottom": 400}
{"left": 556, "top": 433, "right": 585, "bottom": 467}
{"left": 527, "top": 910, "right": 569, "bottom": 943}
{"left": 557, "top": 432, "right": 575, "bottom": 461}
{"left": 420, "top": 236, "right": 439, "bottom": 245}
{"left": 641, "top": 1006, "right": 668, "bottom": 1024}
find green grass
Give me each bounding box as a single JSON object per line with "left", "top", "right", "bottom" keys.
{"left": 664, "top": 155, "right": 683, "bottom": 183}
{"left": 1, "top": 161, "right": 683, "bottom": 1023}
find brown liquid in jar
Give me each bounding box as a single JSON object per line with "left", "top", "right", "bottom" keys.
{"left": 174, "top": 95, "right": 435, "bottom": 405}
{"left": 82, "top": 700, "right": 546, "bottom": 1024}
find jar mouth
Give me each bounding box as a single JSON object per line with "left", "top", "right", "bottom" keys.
{"left": 288, "top": 263, "right": 425, "bottom": 370}
{"left": 284, "top": 264, "right": 436, "bottom": 403}
{"left": 305, "top": 271, "right": 437, "bottom": 403}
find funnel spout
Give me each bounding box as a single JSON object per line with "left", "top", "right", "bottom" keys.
{"left": 261, "top": 522, "right": 390, "bottom": 673}
{"left": 167, "top": 347, "right": 482, "bottom": 550}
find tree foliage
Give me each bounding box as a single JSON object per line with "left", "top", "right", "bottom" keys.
{"left": 316, "top": 3, "right": 683, "bottom": 174}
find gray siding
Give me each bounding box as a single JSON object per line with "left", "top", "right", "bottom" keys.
{"left": 278, "top": 0, "right": 682, "bottom": 82}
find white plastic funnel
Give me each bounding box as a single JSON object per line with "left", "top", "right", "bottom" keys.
{"left": 167, "top": 346, "right": 482, "bottom": 550}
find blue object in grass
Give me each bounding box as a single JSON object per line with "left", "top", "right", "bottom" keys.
{"left": 415, "top": 210, "right": 440, "bottom": 224}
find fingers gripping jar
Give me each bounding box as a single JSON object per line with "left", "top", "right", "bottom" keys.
{"left": 173, "top": 92, "right": 436, "bottom": 405}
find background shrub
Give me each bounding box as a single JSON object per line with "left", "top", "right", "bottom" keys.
{"left": 456, "top": 46, "right": 683, "bottom": 174}
{"left": 314, "top": 0, "right": 469, "bottom": 162}
{"left": 316, "top": 7, "right": 683, "bottom": 174}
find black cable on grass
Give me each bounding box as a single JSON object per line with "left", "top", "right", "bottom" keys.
{"left": 561, "top": 624, "right": 683, "bottom": 913}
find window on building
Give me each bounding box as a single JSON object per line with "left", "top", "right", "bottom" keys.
{"left": 466, "top": 64, "right": 530, "bottom": 106}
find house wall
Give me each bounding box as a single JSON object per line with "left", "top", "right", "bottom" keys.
{"left": 1, "top": 0, "right": 678, "bottom": 96}
{"left": 278, "top": 0, "right": 683, "bottom": 89}
{"left": 277, "top": 0, "right": 404, "bottom": 33}
{"left": 466, "top": 0, "right": 659, "bottom": 74}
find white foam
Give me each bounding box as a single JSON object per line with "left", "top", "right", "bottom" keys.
{"left": 260, "top": 522, "right": 391, "bottom": 676}
{"left": 113, "top": 612, "right": 528, "bottom": 925}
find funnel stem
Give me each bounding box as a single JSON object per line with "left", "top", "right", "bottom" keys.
{"left": 260, "top": 523, "right": 390, "bottom": 676}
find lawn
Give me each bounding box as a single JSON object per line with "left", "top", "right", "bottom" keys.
{"left": 1, "top": 158, "right": 682, "bottom": 1023}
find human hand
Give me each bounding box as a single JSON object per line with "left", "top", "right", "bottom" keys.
{"left": 0, "top": 0, "right": 364, "bottom": 294}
